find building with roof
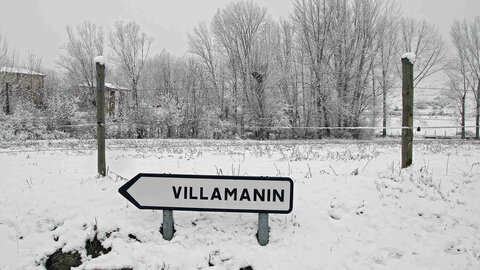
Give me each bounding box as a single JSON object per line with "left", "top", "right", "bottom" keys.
{"left": 78, "top": 82, "right": 130, "bottom": 117}
{"left": 1, "top": 67, "right": 46, "bottom": 114}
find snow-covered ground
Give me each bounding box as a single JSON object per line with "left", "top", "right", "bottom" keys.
{"left": 1, "top": 139, "right": 480, "bottom": 269}
{"left": 385, "top": 115, "right": 477, "bottom": 137}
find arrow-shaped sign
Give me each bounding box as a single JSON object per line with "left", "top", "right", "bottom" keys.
{"left": 119, "top": 173, "right": 293, "bottom": 214}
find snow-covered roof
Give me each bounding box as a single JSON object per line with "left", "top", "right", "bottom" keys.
{"left": 79, "top": 82, "right": 130, "bottom": 91}
{"left": 105, "top": 83, "right": 129, "bottom": 91}
{"left": 0, "top": 66, "right": 46, "bottom": 76}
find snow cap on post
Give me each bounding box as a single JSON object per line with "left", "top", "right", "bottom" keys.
{"left": 94, "top": 56, "right": 106, "bottom": 66}
{"left": 401, "top": 52, "right": 415, "bottom": 64}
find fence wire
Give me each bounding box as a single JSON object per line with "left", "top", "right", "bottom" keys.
{"left": 3, "top": 121, "right": 479, "bottom": 130}
{"left": 1, "top": 133, "right": 480, "bottom": 154}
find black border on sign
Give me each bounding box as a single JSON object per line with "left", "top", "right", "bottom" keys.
{"left": 118, "top": 173, "right": 294, "bottom": 214}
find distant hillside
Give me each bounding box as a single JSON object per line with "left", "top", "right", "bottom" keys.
{"left": 387, "top": 71, "right": 476, "bottom": 118}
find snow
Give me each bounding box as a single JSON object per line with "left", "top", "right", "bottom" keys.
{"left": 94, "top": 56, "right": 106, "bottom": 65}
{"left": 105, "top": 83, "right": 129, "bottom": 91}
{"left": 1, "top": 139, "right": 480, "bottom": 269}
{"left": 402, "top": 52, "right": 416, "bottom": 64}
{"left": 79, "top": 82, "right": 129, "bottom": 91}
{"left": 0, "top": 66, "right": 45, "bottom": 76}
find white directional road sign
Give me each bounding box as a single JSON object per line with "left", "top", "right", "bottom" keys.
{"left": 119, "top": 174, "right": 294, "bottom": 213}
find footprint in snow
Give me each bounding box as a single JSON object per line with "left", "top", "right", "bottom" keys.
{"left": 329, "top": 199, "right": 366, "bottom": 220}
{"left": 356, "top": 200, "right": 366, "bottom": 215}
{"left": 355, "top": 205, "right": 366, "bottom": 215}
{"left": 329, "top": 198, "right": 345, "bottom": 220}
{"left": 444, "top": 241, "right": 464, "bottom": 255}
{"left": 328, "top": 208, "right": 343, "bottom": 220}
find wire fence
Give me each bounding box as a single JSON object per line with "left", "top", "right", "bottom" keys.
{"left": 3, "top": 119, "right": 479, "bottom": 130}
{"left": 132, "top": 85, "right": 454, "bottom": 93}
{"left": 1, "top": 135, "right": 479, "bottom": 155}
{"left": 0, "top": 122, "right": 479, "bottom": 154}
{"left": 1, "top": 83, "right": 477, "bottom": 153}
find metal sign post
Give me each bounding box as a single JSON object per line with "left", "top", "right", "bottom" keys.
{"left": 162, "top": 210, "right": 174, "bottom": 241}
{"left": 119, "top": 173, "right": 294, "bottom": 245}
{"left": 258, "top": 213, "right": 269, "bottom": 246}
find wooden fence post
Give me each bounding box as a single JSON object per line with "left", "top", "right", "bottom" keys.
{"left": 401, "top": 55, "right": 414, "bottom": 168}
{"left": 96, "top": 60, "right": 106, "bottom": 176}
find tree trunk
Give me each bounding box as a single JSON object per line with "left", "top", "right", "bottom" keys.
{"left": 477, "top": 74, "right": 480, "bottom": 140}
{"left": 132, "top": 79, "right": 138, "bottom": 109}
{"left": 301, "top": 55, "right": 307, "bottom": 136}
{"left": 372, "top": 74, "right": 377, "bottom": 137}
{"left": 461, "top": 94, "right": 466, "bottom": 139}
{"left": 232, "top": 65, "right": 239, "bottom": 135}
{"left": 323, "top": 105, "right": 330, "bottom": 137}
{"left": 4, "top": 82, "right": 10, "bottom": 115}
{"left": 476, "top": 86, "right": 480, "bottom": 140}
{"left": 476, "top": 75, "right": 480, "bottom": 140}
{"left": 382, "top": 73, "right": 387, "bottom": 137}
{"left": 221, "top": 75, "right": 225, "bottom": 119}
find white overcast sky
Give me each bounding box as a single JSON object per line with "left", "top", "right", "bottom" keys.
{"left": 1, "top": 0, "right": 479, "bottom": 68}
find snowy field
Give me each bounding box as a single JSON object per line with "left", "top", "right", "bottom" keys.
{"left": 1, "top": 139, "right": 480, "bottom": 269}
{"left": 385, "top": 115, "right": 477, "bottom": 138}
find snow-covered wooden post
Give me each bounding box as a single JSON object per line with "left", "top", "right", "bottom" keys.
{"left": 95, "top": 56, "right": 106, "bottom": 176}
{"left": 401, "top": 53, "right": 414, "bottom": 168}
{"left": 258, "top": 213, "right": 269, "bottom": 246}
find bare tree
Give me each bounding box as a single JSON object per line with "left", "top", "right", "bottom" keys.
{"left": 188, "top": 22, "right": 218, "bottom": 94}
{"left": 276, "top": 18, "right": 300, "bottom": 130}
{"left": 293, "top": 0, "right": 386, "bottom": 138}
{"left": 212, "top": 8, "right": 241, "bottom": 127}
{"left": 24, "top": 52, "right": 44, "bottom": 108}
{"left": 292, "top": 0, "right": 333, "bottom": 135}
{"left": 0, "top": 31, "right": 8, "bottom": 68}
{"left": 400, "top": 17, "right": 447, "bottom": 86}
{"left": 212, "top": 1, "right": 267, "bottom": 132}
{"left": 58, "top": 21, "right": 104, "bottom": 110}
{"left": 0, "top": 31, "right": 10, "bottom": 114}
{"left": 450, "top": 20, "right": 472, "bottom": 139}
{"left": 188, "top": 21, "right": 226, "bottom": 119}
{"left": 446, "top": 63, "right": 469, "bottom": 139}
{"left": 345, "top": 0, "right": 384, "bottom": 130}
{"left": 42, "top": 69, "right": 77, "bottom": 132}
{"left": 25, "top": 51, "right": 42, "bottom": 72}
{"left": 376, "top": 0, "right": 400, "bottom": 136}
{"left": 464, "top": 17, "right": 480, "bottom": 140}
{"left": 450, "top": 17, "right": 480, "bottom": 139}
{"left": 109, "top": 21, "right": 153, "bottom": 109}
{"left": 249, "top": 20, "right": 287, "bottom": 138}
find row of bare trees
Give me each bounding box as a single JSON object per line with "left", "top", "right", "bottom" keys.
{"left": 2, "top": 0, "right": 479, "bottom": 140}
{"left": 448, "top": 18, "right": 480, "bottom": 140}
{"left": 185, "top": 0, "right": 449, "bottom": 138}
{"left": 59, "top": 22, "right": 152, "bottom": 110}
